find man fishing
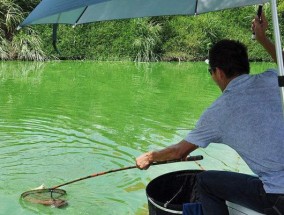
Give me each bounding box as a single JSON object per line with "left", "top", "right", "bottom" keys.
{"left": 136, "top": 13, "right": 284, "bottom": 215}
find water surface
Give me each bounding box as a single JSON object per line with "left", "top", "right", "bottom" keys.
{"left": 0, "top": 61, "right": 275, "bottom": 214}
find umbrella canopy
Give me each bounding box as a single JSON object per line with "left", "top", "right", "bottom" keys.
{"left": 19, "top": 0, "right": 269, "bottom": 27}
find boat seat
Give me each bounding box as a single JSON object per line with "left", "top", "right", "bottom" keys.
{"left": 226, "top": 201, "right": 265, "bottom": 215}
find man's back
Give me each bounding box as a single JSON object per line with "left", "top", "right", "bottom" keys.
{"left": 209, "top": 70, "right": 284, "bottom": 193}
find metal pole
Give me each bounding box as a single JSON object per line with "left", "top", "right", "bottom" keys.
{"left": 271, "top": 0, "right": 284, "bottom": 115}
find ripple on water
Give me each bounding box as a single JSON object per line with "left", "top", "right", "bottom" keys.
{"left": 0, "top": 110, "right": 139, "bottom": 190}
{"left": 0, "top": 61, "right": 255, "bottom": 215}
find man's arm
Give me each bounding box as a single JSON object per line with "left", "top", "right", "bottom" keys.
{"left": 252, "top": 12, "right": 279, "bottom": 63}
{"left": 136, "top": 140, "right": 198, "bottom": 169}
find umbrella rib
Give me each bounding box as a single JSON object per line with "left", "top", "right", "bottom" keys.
{"left": 194, "top": 0, "right": 198, "bottom": 15}
{"left": 75, "top": 6, "right": 88, "bottom": 25}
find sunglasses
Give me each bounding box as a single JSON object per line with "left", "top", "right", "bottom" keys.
{"left": 208, "top": 67, "right": 216, "bottom": 75}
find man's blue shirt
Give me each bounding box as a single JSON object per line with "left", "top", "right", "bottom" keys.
{"left": 185, "top": 70, "right": 284, "bottom": 193}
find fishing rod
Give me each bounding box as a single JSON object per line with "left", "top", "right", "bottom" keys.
{"left": 21, "top": 155, "right": 203, "bottom": 207}
{"left": 51, "top": 155, "right": 203, "bottom": 190}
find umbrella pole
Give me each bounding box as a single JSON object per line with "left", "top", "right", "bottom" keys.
{"left": 271, "top": 0, "right": 284, "bottom": 116}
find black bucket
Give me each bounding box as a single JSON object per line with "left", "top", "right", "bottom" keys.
{"left": 146, "top": 170, "right": 203, "bottom": 215}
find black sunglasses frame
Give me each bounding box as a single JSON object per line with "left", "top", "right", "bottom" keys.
{"left": 208, "top": 67, "right": 216, "bottom": 75}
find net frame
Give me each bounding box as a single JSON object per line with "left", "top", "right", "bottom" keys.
{"left": 21, "top": 188, "right": 68, "bottom": 208}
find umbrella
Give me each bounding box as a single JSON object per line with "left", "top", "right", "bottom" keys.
{"left": 18, "top": 0, "right": 284, "bottom": 111}
{"left": 19, "top": 0, "right": 270, "bottom": 27}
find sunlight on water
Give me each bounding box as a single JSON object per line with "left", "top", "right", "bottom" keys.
{"left": 0, "top": 61, "right": 275, "bottom": 215}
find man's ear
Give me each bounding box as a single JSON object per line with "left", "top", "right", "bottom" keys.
{"left": 213, "top": 67, "right": 228, "bottom": 92}
{"left": 215, "top": 67, "right": 226, "bottom": 80}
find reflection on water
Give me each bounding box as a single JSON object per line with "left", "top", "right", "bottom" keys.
{"left": 0, "top": 61, "right": 271, "bottom": 215}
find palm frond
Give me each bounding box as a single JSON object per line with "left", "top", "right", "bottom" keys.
{"left": 132, "top": 18, "right": 161, "bottom": 62}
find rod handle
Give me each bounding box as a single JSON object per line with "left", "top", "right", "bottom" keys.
{"left": 186, "top": 155, "right": 203, "bottom": 161}
{"left": 152, "top": 155, "right": 203, "bottom": 165}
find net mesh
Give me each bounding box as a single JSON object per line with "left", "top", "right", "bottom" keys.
{"left": 21, "top": 189, "right": 68, "bottom": 208}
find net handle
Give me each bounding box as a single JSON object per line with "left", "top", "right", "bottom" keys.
{"left": 51, "top": 155, "right": 203, "bottom": 190}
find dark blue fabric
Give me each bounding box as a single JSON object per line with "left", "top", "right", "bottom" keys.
{"left": 183, "top": 203, "right": 203, "bottom": 215}
{"left": 196, "top": 171, "right": 275, "bottom": 215}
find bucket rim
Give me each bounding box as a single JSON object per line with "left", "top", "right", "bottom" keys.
{"left": 146, "top": 169, "right": 204, "bottom": 190}
{"left": 147, "top": 196, "right": 183, "bottom": 214}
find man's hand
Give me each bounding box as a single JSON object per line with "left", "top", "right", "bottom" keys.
{"left": 251, "top": 12, "right": 278, "bottom": 63}
{"left": 136, "top": 151, "right": 154, "bottom": 170}
{"left": 252, "top": 13, "right": 268, "bottom": 43}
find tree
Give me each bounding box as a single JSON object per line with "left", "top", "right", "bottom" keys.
{"left": 0, "top": 0, "right": 46, "bottom": 60}
{"left": 0, "top": 0, "right": 23, "bottom": 41}
{"left": 132, "top": 18, "right": 162, "bottom": 62}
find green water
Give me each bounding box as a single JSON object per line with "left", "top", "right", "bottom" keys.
{"left": 0, "top": 61, "right": 275, "bottom": 215}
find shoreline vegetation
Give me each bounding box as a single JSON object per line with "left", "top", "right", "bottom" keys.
{"left": 0, "top": 0, "right": 284, "bottom": 62}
